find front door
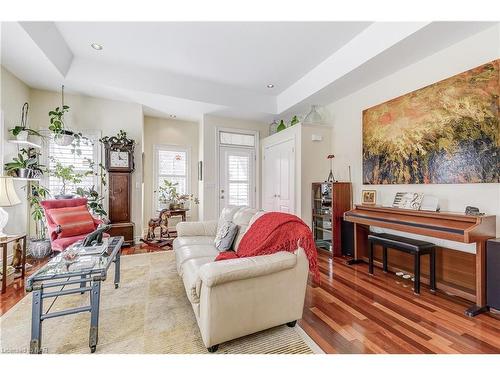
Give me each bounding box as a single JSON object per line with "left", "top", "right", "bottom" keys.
{"left": 219, "top": 146, "right": 255, "bottom": 214}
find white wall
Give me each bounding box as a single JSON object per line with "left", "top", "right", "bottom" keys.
{"left": 29, "top": 89, "right": 145, "bottom": 241}
{"left": 327, "top": 25, "right": 500, "bottom": 246}
{"left": 143, "top": 116, "right": 199, "bottom": 232}
{"left": 200, "top": 114, "right": 268, "bottom": 220}
{"left": 0, "top": 66, "right": 30, "bottom": 235}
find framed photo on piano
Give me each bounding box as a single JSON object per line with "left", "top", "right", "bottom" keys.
{"left": 361, "top": 190, "right": 376, "bottom": 205}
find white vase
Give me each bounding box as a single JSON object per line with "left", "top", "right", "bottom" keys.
{"left": 16, "top": 130, "right": 29, "bottom": 142}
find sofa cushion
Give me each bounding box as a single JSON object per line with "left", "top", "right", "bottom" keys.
{"left": 232, "top": 207, "right": 259, "bottom": 252}
{"left": 181, "top": 257, "right": 213, "bottom": 304}
{"left": 175, "top": 244, "right": 219, "bottom": 274}
{"left": 174, "top": 236, "right": 215, "bottom": 249}
{"left": 214, "top": 221, "right": 238, "bottom": 251}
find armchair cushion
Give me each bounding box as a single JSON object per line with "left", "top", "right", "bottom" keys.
{"left": 46, "top": 205, "right": 95, "bottom": 238}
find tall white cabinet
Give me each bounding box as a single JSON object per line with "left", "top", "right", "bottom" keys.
{"left": 261, "top": 123, "right": 332, "bottom": 227}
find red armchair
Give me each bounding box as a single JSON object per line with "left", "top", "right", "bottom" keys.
{"left": 40, "top": 198, "right": 109, "bottom": 252}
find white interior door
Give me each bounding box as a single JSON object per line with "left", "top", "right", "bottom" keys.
{"left": 219, "top": 146, "right": 255, "bottom": 213}
{"left": 263, "top": 138, "right": 295, "bottom": 213}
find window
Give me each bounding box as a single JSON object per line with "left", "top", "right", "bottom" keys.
{"left": 219, "top": 131, "right": 255, "bottom": 147}
{"left": 227, "top": 154, "right": 250, "bottom": 206}
{"left": 154, "top": 145, "right": 189, "bottom": 211}
{"left": 41, "top": 131, "right": 100, "bottom": 196}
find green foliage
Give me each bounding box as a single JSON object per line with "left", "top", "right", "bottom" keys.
{"left": 48, "top": 105, "right": 70, "bottom": 134}
{"left": 75, "top": 186, "right": 107, "bottom": 218}
{"left": 157, "top": 180, "right": 199, "bottom": 205}
{"left": 9, "top": 126, "right": 44, "bottom": 138}
{"left": 158, "top": 180, "right": 179, "bottom": 203}
{"left": 27, "top": 184, "right": 50, "bottom": 240}
{"left": 49, "top": 157, "right": 93, "bottom": 195}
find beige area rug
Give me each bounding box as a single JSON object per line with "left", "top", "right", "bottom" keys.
{"left": 0, "top": 251, "right": 314, "bottom": 354}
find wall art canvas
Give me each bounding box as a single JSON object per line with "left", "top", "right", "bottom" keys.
{"left": 363, "top": 59, "right": 499, "bottom": 184}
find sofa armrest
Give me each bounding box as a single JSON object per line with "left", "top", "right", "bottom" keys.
{"left": 198, "top": 251, "right": 297, "bottom": 287}
{"left": 176, "top": 220, "right": 218, "bottom": 237}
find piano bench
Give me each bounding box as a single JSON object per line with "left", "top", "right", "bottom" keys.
{"left": 367, "top": 233, "right": 436, "bottom": 295}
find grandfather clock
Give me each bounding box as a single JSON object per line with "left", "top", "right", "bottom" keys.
{"left": 101, "top": 134, "right": 135, "bottom": 246}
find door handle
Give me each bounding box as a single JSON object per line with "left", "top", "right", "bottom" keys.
{"left": 220, "top": 195, "right": 224, "bottom": 199}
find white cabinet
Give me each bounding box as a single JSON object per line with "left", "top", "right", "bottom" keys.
{"left": 263, "top": 137, "right": 295, "bottom": 213}
{"left": 261, "top": 123, "right": 332, "bottom": 227}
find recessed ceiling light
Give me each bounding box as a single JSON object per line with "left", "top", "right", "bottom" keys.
{"left": 91, "top": 43, "right": 103, "bottom": 50}
{"left": 266, "top": 84, "right": 275, "bottom": 89}
{"left": 170, "top": 114, "right": 176, "bottom": 119}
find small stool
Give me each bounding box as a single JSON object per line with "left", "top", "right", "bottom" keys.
{"left": 367, "top": 233, "right": 436, "bottom": 295}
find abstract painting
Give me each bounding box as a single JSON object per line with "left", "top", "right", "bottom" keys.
{"left": 362, "top": 59, "right": 499, "bottom": 184}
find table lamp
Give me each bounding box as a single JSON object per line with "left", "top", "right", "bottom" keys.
{"left": 0, "top": 176, "right": 21, "bottom": 240}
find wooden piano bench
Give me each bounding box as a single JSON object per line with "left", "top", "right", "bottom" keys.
{"left": 367, "top": 233, "right": 437, "bottom": 295}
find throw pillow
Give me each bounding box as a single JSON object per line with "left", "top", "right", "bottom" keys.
{"left": 214, "top": 220, "right": 239, "bottom": 252}
{"left": 47, "top": 205, "right": 95, "bottom": 238}
{"left": 216, "top": 206, "right": 243, "bottom": 234}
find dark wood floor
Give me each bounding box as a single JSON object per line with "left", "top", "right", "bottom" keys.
{"left": 299, "top": 252, "right": 500, "bottom": 354}
{"left": 0, "top": 243, "right": 165, "bottom": 316}
{"left": 3, "top": 246, "right": 500, "bottom": 353}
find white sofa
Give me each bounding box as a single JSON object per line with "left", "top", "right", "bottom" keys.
{"left": 173, "top": 207, "right": 309, "bottom": 352}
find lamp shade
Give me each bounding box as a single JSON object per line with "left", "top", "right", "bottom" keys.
{"left": 0, "top": 176, "right": 21, "bottom": 207}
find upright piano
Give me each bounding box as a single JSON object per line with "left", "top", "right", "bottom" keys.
{"left": 344, "top": 205, "right": 496, "bottom": 316}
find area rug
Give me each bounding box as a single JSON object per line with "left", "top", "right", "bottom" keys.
{"left": 0, "top": 251, "right": 314, "bottom": 354}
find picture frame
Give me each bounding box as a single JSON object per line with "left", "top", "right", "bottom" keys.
{"left": 361, "top": 190, "right": 376, "bottom": 205}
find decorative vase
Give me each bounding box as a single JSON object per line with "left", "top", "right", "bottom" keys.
{"left": 16, "top": 130, "right": 29, "bottom": 142}
{"left": 29, "top": 239, "right": 52, "bottom": 259}
{"left": 277, "top": 120, "right": 286, "bottom": 132}
{"left": 269, "top": 120, "right": 278, "bottom": 135}
{"left": 303, "top": 105, "right": 324, "bottom": 124}
{"left": 290, "top": 115, "right": 299, "bottom": 126}
{"left": 169, "top": 202, "right": 181, "bottom": 210}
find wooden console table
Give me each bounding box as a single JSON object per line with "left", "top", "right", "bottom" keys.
{"left": 1, "top": 234, "right": 27, "bottom": 294}
{"left": 344, "top": 205, "right": 496, "bottom": 317}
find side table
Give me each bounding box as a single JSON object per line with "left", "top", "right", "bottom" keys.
{"left": 1, "top": 234, "right": 27, "bottom": 294}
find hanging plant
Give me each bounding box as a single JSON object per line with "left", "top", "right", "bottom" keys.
{"left": 48, "top": 85, "right": 91, "bottom": 153}
{"left": 9, "top": 103, "right": 45, "bottom": 141}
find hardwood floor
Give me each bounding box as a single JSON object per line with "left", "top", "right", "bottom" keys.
{"left": 0, "top": 244, "right": 167, "bottom": 316}
{"left": 3, "top": 244, "right": 500, "bottom": 353}
{"left": 299, "top": 252, "right": 500, "bottom": 354}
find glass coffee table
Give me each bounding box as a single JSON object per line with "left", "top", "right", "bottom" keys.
{"left": 26, "top": 236, "right": 123, "bottom": 354}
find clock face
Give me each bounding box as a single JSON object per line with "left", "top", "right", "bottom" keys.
{"left": 110, "top": 151, "right": 129, "bottom": 168}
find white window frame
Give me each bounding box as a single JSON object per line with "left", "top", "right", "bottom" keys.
{"left": 39, "top": 129, "right": 102, "bottom": 197}
{"left": 216, "top": 127, "right": 259, "bottom": 214}
{"left": 152, "top": 144, "right": 191, "bottom": 214}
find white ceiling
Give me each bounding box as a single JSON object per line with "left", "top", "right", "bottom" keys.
{"left": 1, "top": 21, "right": 498, "bottom": 122}
{"left": 56, "top": 22, "right": 371, "bottom": 94}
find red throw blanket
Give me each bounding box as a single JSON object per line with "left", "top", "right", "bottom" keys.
{"left": 215, "top": 212, "right": 320, "bottom": 283}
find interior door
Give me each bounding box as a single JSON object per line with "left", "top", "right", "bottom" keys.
{"left": 263, "top": 138, "right": 295, "bottom": 213}
{"left": 219, "top": 146, "right": 255, "bottom": 213}
{"left": 277, "top": 139, "right": 294, "bottom": 213}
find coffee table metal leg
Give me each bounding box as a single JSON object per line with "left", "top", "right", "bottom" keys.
{"left": 89, "top": 281, "right": 101, "bottom": 353}
{"left": 114, "top": 250, "right": 121, "bottom": 289}
{"left": 30, "top": 289, "right": 43, "bottom": 354}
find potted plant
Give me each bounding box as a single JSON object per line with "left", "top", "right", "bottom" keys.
{"left": 9, "top": 126, "right": 44, "bottom": 142}
{"left": 49, "top": 158, "right": 92, "bottom": 199}
{"left": 48, "top": 85, "right": 90, "bottom": 148}
{"left": 157, "top": 180, "right": 199, "bottom": 210}
{"left": 4, "top": 150, "right": 39, "bottom": 179}
{"left": 27, "top": 184, "right": 52, "bottom": 259}
{"left": 9, "top": 102, "right": 44, "bottom": 142}
{"left": 157, "top": 180, "right": 180, "bottom": 210}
